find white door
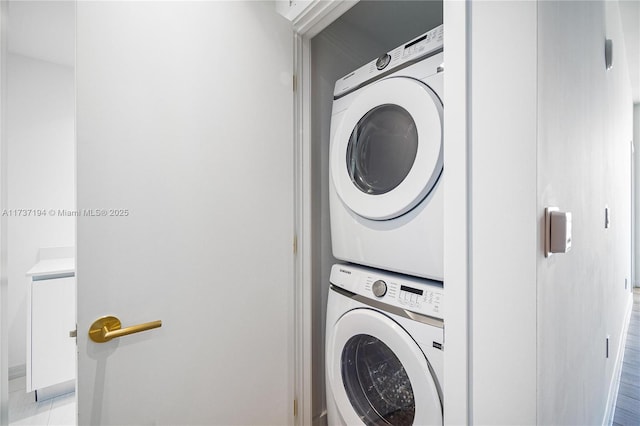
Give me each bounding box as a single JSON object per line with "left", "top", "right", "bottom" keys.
{"left": 75, "top": 2, "right": 293, "bottom": 424}
{"left": 327, "top": 308, "right": 442, "bottom": 425}
{"left": 330, "top": 77, "right": 443, "bottom": 220}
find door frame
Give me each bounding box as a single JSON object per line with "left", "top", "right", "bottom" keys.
{"left": 0, "top": 0, "right": 8, "bottom": 423}
{"left": 291, "top": 5, "right": 360, "bottom": 425}
{"left": 291, "top": 2, "right": 471, "bottom": 425}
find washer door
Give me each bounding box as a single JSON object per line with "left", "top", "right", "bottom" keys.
{"left": 328, "top": 308, "right": 442, "bottom": 425}
{"left": 331, "top": 77, "right": 443, "bottom": 220}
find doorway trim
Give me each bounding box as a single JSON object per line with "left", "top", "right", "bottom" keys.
{"left": 291, "top": 4, "right": 360, "bottom": 425}
{"left": 0, "top": 0, "right": 8, "bottom": 423}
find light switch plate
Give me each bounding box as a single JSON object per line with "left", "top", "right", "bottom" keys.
{"left": 545, "top": 207, "right": 572, "bottom": 257}
{"left": 550, "top": 211, "right": 572, "bottom": 253}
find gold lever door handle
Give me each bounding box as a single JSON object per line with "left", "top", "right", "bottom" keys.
{"left": 89, "top": 315, "right": 162, "bottom": 343}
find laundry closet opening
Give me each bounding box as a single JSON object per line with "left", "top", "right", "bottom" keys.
{"left": 308, "top": 1, "right": 443, "bottom": 424}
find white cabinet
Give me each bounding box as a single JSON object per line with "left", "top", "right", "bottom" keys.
{"left": 26, "top": 257, "right": 76, "bottom": 396}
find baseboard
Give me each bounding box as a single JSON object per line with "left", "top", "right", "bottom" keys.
{"left": 602, "top": 295, "right": 634, "bottom": 425}
{"left": 8, "top": 364, "right": 25, "bottom": 380}
{"left": 35, "top": 380, "right": 74, "bottom": 402}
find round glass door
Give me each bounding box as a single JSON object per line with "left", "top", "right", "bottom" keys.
{"left": 341, "top": 334, "right": 415, "bottom": 426}
{"left": 331, "top": 76, "right": 443, "bottom": 221}
{"left": 347, "top": 105, "right": 419, "bottom": 196}
{"left": 328, "top": 309, "right": 443, "bottom": 425}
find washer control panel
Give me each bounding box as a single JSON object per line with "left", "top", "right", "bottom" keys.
{"left": 330, "top": 264, "right": 443, "bottom": 320}
{"left": 334, "top": 24, "right": 443, "bottom": 98}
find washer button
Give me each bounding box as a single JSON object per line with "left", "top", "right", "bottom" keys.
{"left": 372, "top": 280, "right": 387, "bottom": 297}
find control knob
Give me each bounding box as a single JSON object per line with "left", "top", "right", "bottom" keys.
{"left": 376, "top": 53, "right": 391, "bottom": 70}
{"left": 372, "top": 280, "right": 387, "bottom": 297}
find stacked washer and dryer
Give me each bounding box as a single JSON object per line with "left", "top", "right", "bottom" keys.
{"left": 325, "top": 25, "right": 445, "bottom": 426}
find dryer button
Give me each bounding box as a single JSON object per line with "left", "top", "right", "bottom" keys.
{"left": 372, "top": 280, "right": 387, "bottom": 297}
{"left": 375, "top": 53, "right": 391, "bottom": 70}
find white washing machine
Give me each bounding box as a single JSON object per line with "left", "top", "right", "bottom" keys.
{"left": 325, "top": 263, "right": 444, "bottom": 426}
{"left": 329, "top": 25, "right": 444, "bottom": 281}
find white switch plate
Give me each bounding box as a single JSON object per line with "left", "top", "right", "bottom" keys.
{"left": 545, "top": 207, "right": 572, "bottom": 257}
{"left": 550, "top": 211, "right": 572, "bottom": 253}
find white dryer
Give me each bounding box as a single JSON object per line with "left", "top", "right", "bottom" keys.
{"left": 326, "top": 263, "right": 444, "bottom": 426}
{"left": 329, "top": 25, "right": 444, "bottom": 281}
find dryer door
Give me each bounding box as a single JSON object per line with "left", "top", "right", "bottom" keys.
{"left": 327, "top": 308, "right": 442, "bottom": 425}
{"left": 331, "top": 76, "right": 442, "bottom": 220}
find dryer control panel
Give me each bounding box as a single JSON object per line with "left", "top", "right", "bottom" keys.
{"left": 334, "top": 24, "right": 444, "bottom": 98}
{"left": 330, "top": 263, "right": 443, "bottom": 320}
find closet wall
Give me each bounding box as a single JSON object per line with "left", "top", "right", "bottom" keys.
{"left": 537, "top": 2, "right": 634, "bottom": 423}
{"left": 309, "top": 2, "right": 443, "bottom": 423}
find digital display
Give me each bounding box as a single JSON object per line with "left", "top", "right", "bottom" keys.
{"left": 400, "top": 285, "right": 423, "bottom": 296}
{"left": 405, "top": 35, "right": 426, "bottom": 50}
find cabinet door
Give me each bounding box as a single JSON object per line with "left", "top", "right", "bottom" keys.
{"left": 31, "top": 276, "right": 76, "bottom": 390}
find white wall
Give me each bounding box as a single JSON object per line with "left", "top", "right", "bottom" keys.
{"left": 619, "top": 0, "right": 640, "bottom": 104}
{"left": 537, "top": 1, "right": 633, "bottom": 424}
{"left": 442, "top": 1, "right": 470, "bottom": 424}
{"left": 6, "top": 53, "right": 75, "bottom": 371}
{"left": 466, "top": 2, "right": 633, "bottom": 423}
{"left": 469, "top": 2, "right": 538, "bottom": 423}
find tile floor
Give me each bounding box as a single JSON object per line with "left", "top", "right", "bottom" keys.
{"left": 8, "top": 377, "right": 75, "bottom": 426}
{"left": 613, "top": 287, "right": 640, "bottom": 426}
